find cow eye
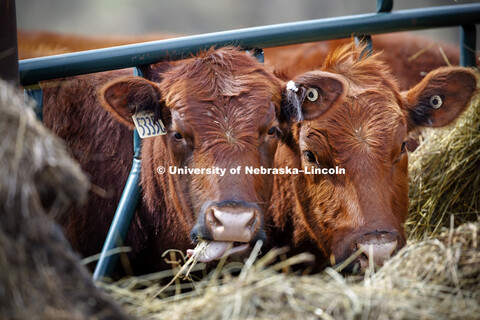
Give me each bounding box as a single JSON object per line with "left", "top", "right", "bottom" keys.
{"left": 430, "top": 95, "right": 443, "bottom": 109}
{"left": 303, "top": 150, "right": 317, "bottom": 163}
{"left": 306, "top": 88, "right": 319, "bottom": 102}
{"left": 267, "top": 126, "right": 277, "bottom": 136}
{"left": 173, "top": 132, "right": 183, "bottom": 140}
{"left": 400, "top": 141, "right": 407, "bottom": 153}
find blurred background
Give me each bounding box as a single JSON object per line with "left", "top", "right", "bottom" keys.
{"left": 16, "top": 0, "right": 480, "bottom": 45}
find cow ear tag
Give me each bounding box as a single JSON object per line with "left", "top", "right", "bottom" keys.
{"left": 132, "top": 111, "right": 167, "bottom": 138}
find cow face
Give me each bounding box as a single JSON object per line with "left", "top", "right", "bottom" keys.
{"left": 99, "top": 47, "right": 284, "bottom": 262}
{"left": 283, "top": 45, "right": 478, "bottom": 271}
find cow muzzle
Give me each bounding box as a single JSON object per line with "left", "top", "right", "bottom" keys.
{"left": 189, "top": 201, "right": 265, "bottom": 263}
{"left": 335, "top": 230, "right": 404, "bottom": 273}
{"left": 354, "top": 231, "right": 400, "bottom": 271}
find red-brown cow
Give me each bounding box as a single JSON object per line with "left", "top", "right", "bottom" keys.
{"left": 17, "top": 29, "right": 178, "bottom": 59}
{"left": 269, "top": 43, "right": 478, "bottom": 272}
{"left": 43, "top": 47, "right": 285, "bottom": 274}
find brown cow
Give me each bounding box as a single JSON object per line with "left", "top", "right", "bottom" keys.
{"left": 265, "top": 33, "right": 473, "bottom": 152}
{"left": 269, "top": 43, "right": 478, "bottom": 272}
{"left": 17, "top": 29, "right": 178, "bottom": 59}
{"left": 43, "top": 47, "right": 285, "bottom": 274}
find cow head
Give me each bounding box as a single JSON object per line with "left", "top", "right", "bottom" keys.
{"left": 99, "top": 47, "right": 285, "bottom": 263}
{"left": 282, "top": 44, "right": 478, "bottom": 271}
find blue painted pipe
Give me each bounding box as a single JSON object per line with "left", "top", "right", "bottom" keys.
{"left": 93, "top": 130, "right": 142, "bottom": 281}
{"left": 377, "top": 0, "right": 393, "bottom": 13}
{"left": 24, "top": 87, "right": 43, "bottom": 121}
{"left": 19, "top": 4, "right": 480, "bottom": 85}
{"left": 92, "top": 68, "right": 144, "bottom": 280}
{"left": 460, "top": 25, "right": 477, "bottom": 67}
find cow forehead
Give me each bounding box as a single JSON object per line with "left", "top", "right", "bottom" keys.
{"left": 162, "top": 65, "right": 280, "bottom": 138}
{"left": 172, "top": 98, "right": 277, "bottom": 149}
{"left": 162, "top": 74, "right": 279, "bottom": 110}
{"left": 301, "top": 92, "right": 406, "bottom": 165}
{"left": 159, "top": 48, "right": 281, "bottom": 108}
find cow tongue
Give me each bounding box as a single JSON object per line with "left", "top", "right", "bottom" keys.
{"left": 187, "top": 241, "right": 249, "bottom": 263}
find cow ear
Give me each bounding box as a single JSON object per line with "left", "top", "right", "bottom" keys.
{"left": 402, "top": 67, "right": 478, "bottom": 131}
{"left": 282, "top": 72, "right": 345, "bottom": 121}
{"left": 99, "top": 77, "right": 163, "bottom": 129}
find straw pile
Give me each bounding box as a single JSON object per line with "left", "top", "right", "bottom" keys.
{"left": 101, "top": 219, "right": 480, "bottom": 320}
{"left": 0, "top": 80, "right": 130, "bottom": 320}
{"left": 99, "top": 90, "right": 480, "bottom": 319}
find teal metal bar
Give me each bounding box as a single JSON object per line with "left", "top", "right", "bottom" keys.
{"left": 377, "top": 0, "right": 393, "bottom": 13}
{"left": 354, "top": 35, "right": 373, "bottom": 58}
{"left": 24, "top": 86, "right": 43, "bottom": 121}
{"left": 93, "top": 67, "right": 144, "bottom": 281}
{"left": 248, "top": 48, "right": 264, "bottom": 63}
{"left": 93, "top": 130, "right": 142, "bottom": 281}
{"left": 19, "top": 4, "right": 480, "bottom": 85}
{"left": 356, "top": 0, "right": 391, "bottom": 58}
{"left": 460, "top": 25, "right": 477, "bottom": 67}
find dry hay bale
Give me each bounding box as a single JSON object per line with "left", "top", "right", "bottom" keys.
{"left": 0, "top": 80, "right": 131, "bottom": 320}
{"left": 102, "top": 219, "right": 480, "bottom": 320}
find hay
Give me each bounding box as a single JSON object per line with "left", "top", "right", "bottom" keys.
{"left": 407, "top": 92, "right": 480, "bottom": 240}
{"left": 102, "top": 219, "right": 480, "bottom": 319}
{"left": 0, "top": 80, "right": 130, "bottom": 320}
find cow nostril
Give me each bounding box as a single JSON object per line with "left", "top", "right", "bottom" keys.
{"left": 246, "top": 211, "right": 258, "bottom": 230}
{"left": 208, "top": 208, "right": 224, "bottom": 228}
{"left": 212, "top": 208, "right": 254, "bottom": 229}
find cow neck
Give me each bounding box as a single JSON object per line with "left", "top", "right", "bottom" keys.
{"left": 272, "top": 141, "right": 327, "bottom": 256}
{"left": 140, "top": 137, "right": 194, "bottom": 249}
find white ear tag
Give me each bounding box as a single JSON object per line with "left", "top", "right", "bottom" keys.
{"left": 132, "top": 111, "right": 167, "bottom": 138}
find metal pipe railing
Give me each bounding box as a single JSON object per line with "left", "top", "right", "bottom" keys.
{"left": 92, "top": 131, "right": 142, "bottom": 281}
{"left": 19, "top": 3, "right": 480, "bottom": 85}
{"left": 460, "top": 25, "right": 477, "bottom": 67}
{"left": 377, "top": 0, "right": 393, "bottom": 13}
{"left": 92, "top": 67, "right": 144, "bottom": 281}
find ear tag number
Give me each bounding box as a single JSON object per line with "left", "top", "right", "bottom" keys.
{"left": 132, "top": 111, "right": 167, "bottom": 138}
